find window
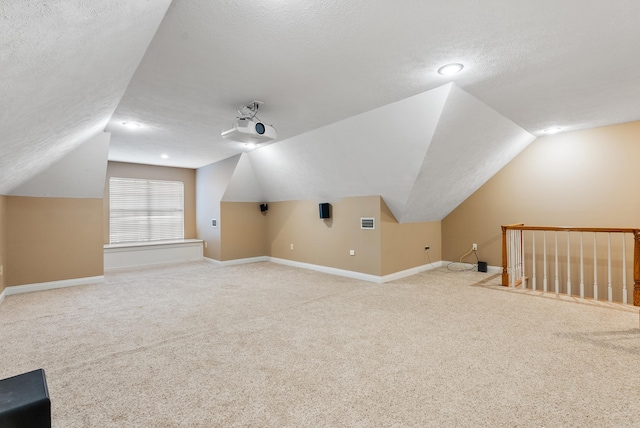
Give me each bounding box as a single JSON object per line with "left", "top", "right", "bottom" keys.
{"left": 109, "top": 177, "right": 184, "bottom": 244}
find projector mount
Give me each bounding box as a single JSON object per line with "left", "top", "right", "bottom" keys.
{"left": 237, "top": 101, "right": 263, "bottom": 121}
{"left": 221, "top": 100, "right": 277, "bottom": 143}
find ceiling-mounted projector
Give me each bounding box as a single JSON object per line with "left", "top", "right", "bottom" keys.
{"left": 221, "top": 101, "right": 277, "bottom": 144}
{"left": 221, "top": 118, "right": 277, "bottom": 143}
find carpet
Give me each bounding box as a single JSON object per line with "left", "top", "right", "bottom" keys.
{"left": 0, "top": 261, "right": 638, "bottom": 427}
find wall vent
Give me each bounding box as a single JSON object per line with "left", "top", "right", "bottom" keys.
{"left": 360, "top": 217, "right": 375, "bottom": 229}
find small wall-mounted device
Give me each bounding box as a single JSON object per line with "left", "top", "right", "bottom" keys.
{"left": 260, "top": 203, "right": 268, "bottom": 212}
{"left": 360, "top": 217, "right": 375, "bottom": 229}
{"left": 319, "top": 203, "right": 331, "bottom": 219}
{"left": 211, "top": 219, "right": 217, "bottom": 227}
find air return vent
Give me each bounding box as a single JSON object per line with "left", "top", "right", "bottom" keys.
{"left": 360, "top": 217, "right": 375, "bottom": 229}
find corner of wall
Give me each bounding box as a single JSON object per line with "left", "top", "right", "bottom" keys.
{"left": 220, "top": 202, "right": 267, "bottom": 260}
{"left": 380, "top": 197, "right": 442, "bottom": 276}
{"left": 0, "top": 194, "right": 6, "bottom": 292}
{"left": 195, "top": 156, "right": 241, "bottom": 260}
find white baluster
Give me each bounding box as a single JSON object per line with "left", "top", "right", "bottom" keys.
{"left": 580, "top": 232, "right": 584, "bottom": 299}
{"left": 554, "top": 231, "right": 559, "bottom": 296}
{"left": 510, "top": 230, "right": 515, "bottom": 287}
{"left": 532, "top": 232, "right": 537, "bottom": 291}
{"left": 622, "top": 233, "right": 627, "bottom": 305}
{"left": 543, "top": 232, "right": 548, "bottom": 293}
{"left": 593, "top": 233, "right": 598, "bottom": 301}
{"left": 607, "top": 233, "right": 612, "bottom": 302}
{"left": 521, "top": 231, "right": 526, "bottom": 289}
{"left": 566, "top": 231, "right": 572, "bottom": 297}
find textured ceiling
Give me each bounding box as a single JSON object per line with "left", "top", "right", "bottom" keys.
{"left": 3, "top": 1, "right": 640, "bottom": 222}
{"left": 0, "top": 0, "right": 171, "bottom": 194}
{"left": 105, "top": 0, "right": 640, "bottom": 168}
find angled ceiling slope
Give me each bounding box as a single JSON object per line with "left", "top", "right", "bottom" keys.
{"left": 10, "top": 132, "right": 110, "bottom": 199}
{"left": 216, "top": 83, "right": 534, "bottom": 222}
{"left": 222, "top": 153, "right": 266, "bottom": 203}
{"left": 0, "top": 1, "right": 172, "bottom": 195}
{"left": 248, "top": 84, "right": 452, "bottom": 215}
{"left": 401, "top": 85, "right": 535, "bottom": 222}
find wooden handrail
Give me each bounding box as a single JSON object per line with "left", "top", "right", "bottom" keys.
{"left": 502, "top": 225, "right": 638, "bottom": 234}
{"left": 501, "top": 224, "right": 640, "bottom": 307}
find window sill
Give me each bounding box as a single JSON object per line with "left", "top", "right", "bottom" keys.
{"left": 104, "top": 239, "right": 203, "bottom": 252}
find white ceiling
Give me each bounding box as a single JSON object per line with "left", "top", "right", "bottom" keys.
{"left": 3, "top": 1, "right": 640, "bottom": 219}
{"left": 0, "top": 0, "right": 171, "bottom": 194}
{"left": 104, "top": 0, "right": 640, "bottom": 168}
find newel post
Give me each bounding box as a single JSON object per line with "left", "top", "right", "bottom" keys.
{"left": 634, "top": 229, "right": 640, "bottom": 306}
{"left": 502, "top": 226, "right": 508, "bottom": 286}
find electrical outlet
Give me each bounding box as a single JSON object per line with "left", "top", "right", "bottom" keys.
{"left": 204, "top": 242, "right": 207, "bottom": 248}
{"left": 290, "top": 243, "right": 294, "bottom": 250}
{"left": 0, "top": 265, "right": 3, "bottom": 276}
{"left": 472, "top": 243, "right": 478, "bottom": 251}
{"left": 424, "top": 246, "right": 430, "bottom": 251}
{"left": 350, "top": 250, "right": 355, "bottom": 256}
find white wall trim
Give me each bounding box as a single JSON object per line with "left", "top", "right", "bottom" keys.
{"left": 380, "top": 261, "right": 444, "bottom": 282}
{"left": 269, "top": 257, "right": 383, "bottom": 282}
{"left": 204, "top": 256, "right": 269, "bottom": 266}
{"left": 3, "top": 275, "right": 105, "bottom": 297}
{"left": 207, "top": 256, "right": 447, "bottom": 283}
{"left": 441, "top": 261, "right": 502, "bottom": 274}
{"left": 487, "top": 264, "right": 502, "bottom": 274}
{"left": 0, "top": 288, "right": 6, "bottom": 306}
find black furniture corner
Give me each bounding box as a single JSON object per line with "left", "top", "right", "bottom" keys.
{"left": 0, "top": 368, "right": 51, "bottom": 428}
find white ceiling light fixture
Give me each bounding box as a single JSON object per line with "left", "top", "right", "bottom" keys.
{"left": 122, "top": 121, "right": 142, "bottom": 129}
{"left": 161, "top": 153, "right": 169, "bottom": 159}
{"left": 542, "top": 127, "right": 563, "bottom": 134}
{"left": 221, "top": 101, "right": 277, "bottom": 144}
{"left": 437, "top": 63, "right": 464, "bottom": 76}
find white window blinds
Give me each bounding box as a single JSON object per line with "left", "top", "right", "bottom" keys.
{"left": 109, "top": 177, "right": 184, "bottom": 244}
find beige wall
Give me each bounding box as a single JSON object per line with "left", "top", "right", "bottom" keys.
{"left": 220, "top": 202, "right": 267, "bottom": 260}
{"left": 5, "top": 196, "right": 103, "bottom": 286}
{"left": 442, "top": 120, "right": 640, "bottom": 268}
{"left": 266, "top": 196, "right": 383, "bottom": 275}
{"left": 104, "top": 161, "right": 196, "bottom": 243}
{"left": 0, "top": 195, "right": 6, "bottom": 292}
{"left": 380, "top": 200, "right": 442, "bottom": 276}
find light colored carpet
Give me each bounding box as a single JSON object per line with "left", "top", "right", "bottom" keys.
{"left": 1, "top": 261, "right": 639, "bottom": 427}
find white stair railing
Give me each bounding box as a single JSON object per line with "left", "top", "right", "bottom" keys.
{"left": 502, "top": 225, "right": 640, "bottom": 306}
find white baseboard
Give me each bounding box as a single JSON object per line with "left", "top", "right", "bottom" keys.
{"left": 204, "top": 256, "right": 269, "bottom": 266}
{"left": 269, "top": 257, "right": 384, "bottom": 283}
{"left": 0, "top": 288, "right": 5, "bottom": 306}
{"left": 3, "top": 275, "right": 105, "bottom": 297}
{"left": 380, "top": 261, "right": 444, "bottom": 282}
{"left": 269, "top": 258, "right": 445, "bottom": 283}
{"left": 487, "top": 265, "right": 502, "bottom": 274}
{"left": 441, "top": 261, "right": 502, "bottom": 274}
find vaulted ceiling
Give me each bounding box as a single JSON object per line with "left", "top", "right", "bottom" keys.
{"left": 2, "top": 1, "right": 640, "bottom": 221}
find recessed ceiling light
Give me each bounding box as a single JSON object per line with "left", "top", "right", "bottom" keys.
{"left": 437, "top": 63, "right": 464, "bottom": 75}
{"left": 122, "top": 121, "right": 142, "bottom": 129}
{"left": 542, "top": 127, "right": 562, "bottom": 134}
{"left": 244, "top": 143, "right": 257, "bottom": 149}
{"left": 161, "top": 154, "right": 169, "bottom": 159}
